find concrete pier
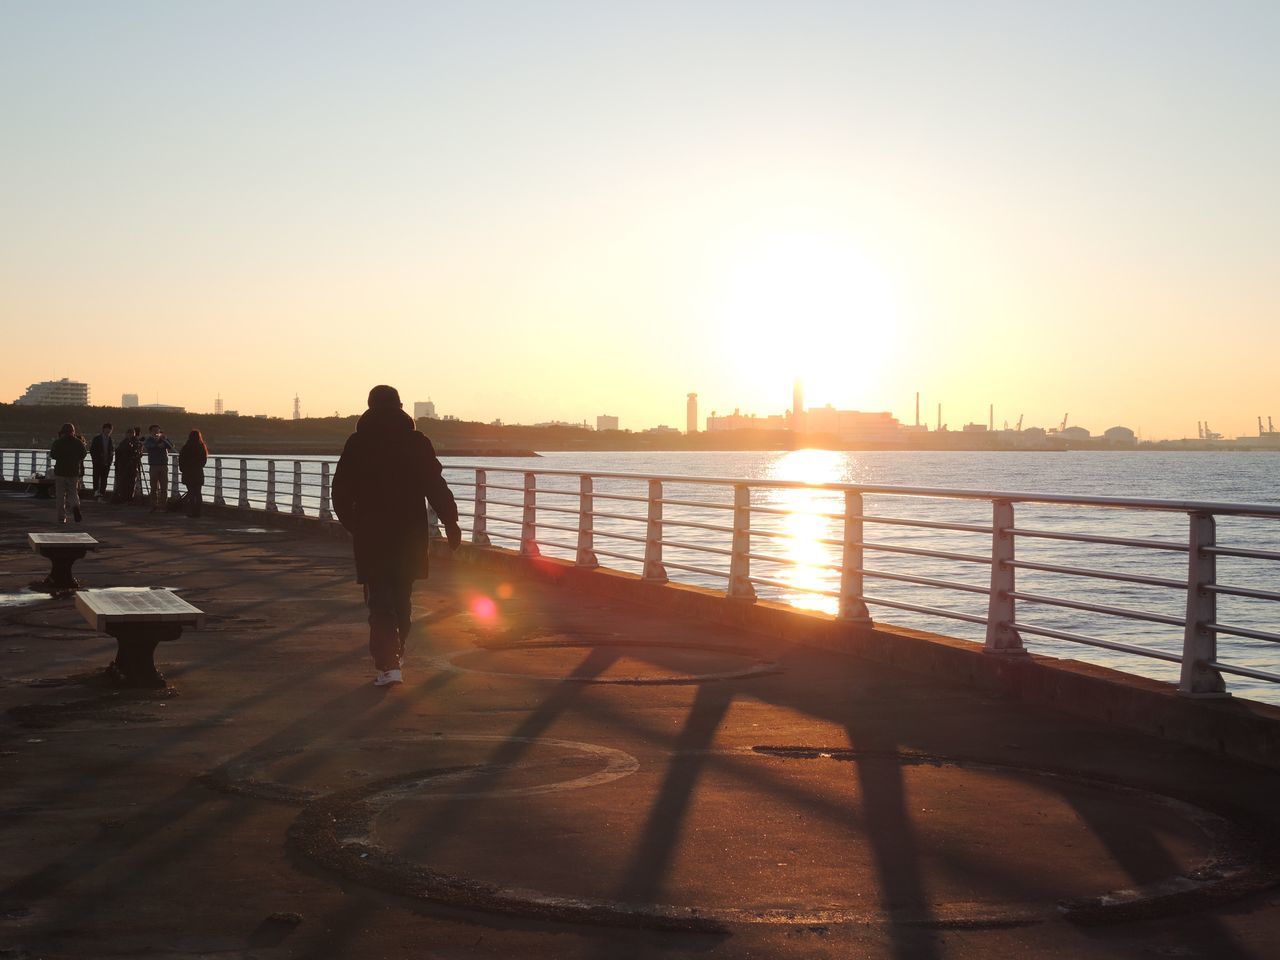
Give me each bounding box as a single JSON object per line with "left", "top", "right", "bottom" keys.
{"left": 2, "top": 492, "right": 1279, "bottom": 958}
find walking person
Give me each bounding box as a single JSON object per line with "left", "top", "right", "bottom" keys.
{"left": 143, "top": 424, "right": 174, "bottom": 511}
{"left": 49, "top": 423, "right": 88, "bottom": 524}
{"left": 179, "top": 429, "right": 208, "bottom": 518}
{"left": 89, "top": 422, "right": 114, "bottom": 501}
{"left": 332, "top": 385, "right": 461, "bottom": 686}
{"left": 112, "top": 427, "right": 144, "bottom": 503}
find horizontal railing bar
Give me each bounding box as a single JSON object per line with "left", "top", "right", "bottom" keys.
{"left": 1205, "top": 622, "right": 1280, "bottom": 644}
{"left": 592, "top": 546, "right": 645, "bottom": 564}
{"left": 662, "top": 560, "right": 731, "bottom": 579}
{"left": 1204, "top": 583, "right": 1280, "bottom": 603}
{"left": 1203, "top": 545, "right": 1280, "bottom": 562}
{"left": 588, "top": 491, "right": 653, "bottom": 505}
{"left": 445, "top": 463, "right": 1280, "bottom": 517}
{"left": 660, "top": 539, "right": 735, "bottom": 557}
{"left": 857, "top": 568, "right": 991, "bottom": 595}
{"left": 862, "top": 595, "right": 989, "bottom": 626}
{"left": 1008, "top": 527, "right": 1189, "bottom": 551}
{"left": 1010, "top": 621, "right": 1183, "bottom": 664}
{"left": 660, "top": 517, "right": 736, "bottom": 535}
{"left": 525, "top": 503, "right": 581, "bottom": 517}
{"left": 482, "top": 514, "right": 524, "bottom": 526}
{"left": 1007, "top": 559, "right": 1185, "bottom": 589}
{"left": 481, "top": 483, "right": 528, "bottom": 494}
{"left": 749, "top": 504, "right": 844, "bottom": 520}
{"left": 591, "top": 529, "right": 651, "bottom": 545}
{"left": 482, "top": 498, "right": 526, "bottom": 510}
{"left": 748, "top": 551, "right": 842, "bottom": 570}
{"left": 585, "top": 509, "right": 648, "bottom": 524}
{"left": 748, "top": 526, "right": 828, "bottom": 542}
{"left": 530, "top": 538, "right": 579, "bottom": 553}
{"left": 533, "top": 521, "right": 581, "bottom": 535}
{"left": 1205, "top": 661, "right": 1280, "bottom": 684}
{"left": 659, "top": 496, "right": 735, "bottom": 511}
{"left": 858, "top": 514, "right": 993, "bottom": 534}
{"left": 856, "top": 541, "right": 993, "bottom": 565}
{"left": 1009, "top": 591, "right": 1185, "bottom": 627}
{"left": 746, "top": 575, "right": 841, "bottom": 597}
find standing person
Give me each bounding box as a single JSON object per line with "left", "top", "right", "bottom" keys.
{"left": 89, "top": 422, "right": 114, "bottom": 501}
{"left": 179, "top": 429, "right": 208, "bottom": 518}
{"left": 112, "top": 428, "right": 143, "bottom": 503}
{"left": 49, "top": 423, "right": 88, "bottom": 524}
{"left": 332, "top": 385, "right": 461, "bottom": 687}
{"left": 143, "top": 424, "right": 174, "bottom": 512}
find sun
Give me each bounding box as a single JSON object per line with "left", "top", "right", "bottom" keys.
{"left": 712, "top": 233, "right": 902, "bottom": 410}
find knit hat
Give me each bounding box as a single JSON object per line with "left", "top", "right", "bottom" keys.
{"left": 367, "top": 385, "right": 402, "bottom": 409}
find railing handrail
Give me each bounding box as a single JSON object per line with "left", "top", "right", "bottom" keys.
{"left": 445, "top": 463, "right": 1280, "bottom": 518}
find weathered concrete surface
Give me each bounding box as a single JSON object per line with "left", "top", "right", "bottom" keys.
{"left": 2, "top": 491, "right": 1280, "bottom": 959}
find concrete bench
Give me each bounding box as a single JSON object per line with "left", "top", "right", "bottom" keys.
{"left": 75, "top": 588, "right": 205, "bottom": 688}
{"left": 28, "top": 532, "right": 98, "bottom": 591}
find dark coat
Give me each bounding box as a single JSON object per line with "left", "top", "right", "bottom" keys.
{"left": 179, "top": 442, "right": 207, "bottom": 487}
{"left": 90, "top": 433, "right": 114, "bottom": 467}
{"left": 49, "top": 435, "right": 87, "bottom": 478}
{"left": 331, "top": 407, "right": 458, "bottom": 584}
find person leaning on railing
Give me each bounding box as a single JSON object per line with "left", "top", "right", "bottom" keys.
{"left": 332, "top": 384, "right": 462, "bottom": 687}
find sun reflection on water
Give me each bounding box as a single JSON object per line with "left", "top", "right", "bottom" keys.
{"left": 767, "top": 449, "right": 845, "bottom": 615}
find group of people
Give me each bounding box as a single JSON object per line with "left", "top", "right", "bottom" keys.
{"left": 47, "top": 386, "right": 462, "bottom": 689}
{"left": 48, "top": 421, "right": 209, "bottom": 523}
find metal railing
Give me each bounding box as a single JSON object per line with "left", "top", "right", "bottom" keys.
{"left": 6, "top": 448, "right": 1280, "bottom": 699}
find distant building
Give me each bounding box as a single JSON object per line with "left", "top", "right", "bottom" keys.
{"left": 962, "top": 422, "right": 989, "bottom": 433}
{"left": 414, "top": 400, "right": 438, "bottom": 420}
{"left": 644, "top": 425, "right": 681, "bottom": 434}
{"left": 225, "top": 410, "right": 239, "bottom": 417}
{"left": 533, "top": 420, "right": 589, "bottom": 429}
{"left": 14, "top": 378, "right": 89, "bottom": 406}
{"left": 597, "top": 415, "right": 619, "bottom": 431}
{"left": 214, "top": 395, "right": 224, "bottom": 415}
{"left": 141, "top": 403, "right": 186, "bottom": 414}
{"left": 803, "top": 406, "right": 902, "bottom": 442}
{"left": 706, "top": 409, "right": 788, "bottom": 432}
{"left": 292, "top": 395, "right": 301, "bottom": 421}
{"left": 122, "top": 393, "right": 139, "bottom": 408}
{"left": 687, "top": 393, "right": 698, "bottom": 434}
{"left": 1059, "top": 426, "right": 1091, "bottom": 440}
{"left": 1104, "top": 426, "right": 1137, "bottom": 446}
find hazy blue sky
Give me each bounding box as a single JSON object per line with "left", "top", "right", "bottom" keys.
{"left": 3, "top": 1, "right": 1278, "bottom": 437}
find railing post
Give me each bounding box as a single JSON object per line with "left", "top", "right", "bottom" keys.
{"left": 576, "top": 475, "right": 599, "bottom": 568}
{"left": 318, "top": 462, "right": 333, "bottom": 521}
{"left": 642, "top": 479, "right": 668, "bottom": 582}
{"left": 11, "top": 452, "right": 18, "bottom": 482}
{"left": 984, "top": 499, "right": 1025, "bottom": 653}
{"left": 213, "top": 458, "right": 225, "bottom": 506}
{"left": 31, "top": 451, "right": 37, "bottom": 476}
{"left": 171, "top": 456, "right": 180, "bottom": 498}
{"left": 291, "top": 461, "right": 305, "bottom": 516}
{"left": 728, "top": 483, "right": 755, "bottom": 600}
{"left": 839, "top": 490, "right": 872, "bottom": 623}
{"left": 1180, "top": 511, "right": 1228, "bottom": 697}
{"left": 238, "top": 458, "right": 249, "bottom": 509}
{"left": 265, "top": 461, "right": 278, "bottom": 512}
{"left": 520, "top": 472, "right": 540, "bottom": 556}
{"left": 471, "top": 469, "right": 491, "bottom": 545}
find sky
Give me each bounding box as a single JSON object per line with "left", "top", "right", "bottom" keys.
{"left": 2, "top": 1, "right": 1278, "bottom": 439}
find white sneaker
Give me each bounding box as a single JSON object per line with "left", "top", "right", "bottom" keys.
{"left": 374, "top": 669, "right": 403, "bottom": 687}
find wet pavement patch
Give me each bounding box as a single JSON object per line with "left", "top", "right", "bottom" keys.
{"left": 429, "top": 638, "right": 780, "bottom": 685}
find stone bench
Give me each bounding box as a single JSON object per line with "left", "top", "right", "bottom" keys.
{"left": 28, "top": 532, "right": 98, "bottom": 591}
{"left": 75, "top": 588, "right": 205, "bottom": 689}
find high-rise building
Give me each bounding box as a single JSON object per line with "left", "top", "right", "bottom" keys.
{"left": 792, "top": 378, "right": 805, "bottom": 431}
{"left": 596, "top": 414, "right": 619, "bottom": 431}
{"left": 214, "top": 395, "right": 224, "bottom": 415}
{"left": 414, "top": 400, "right": 437, "bottom": 420}
{"left": 13, "top": 378, "right": 89, "bottom": 406}
{"left": 292, "top": 395, "right": 301, "bottom": 420}
{"left": 122, "top": 393, "right": 139, "bottom": 408}
{"left": 686, "top": 393, "right": 698, "bottom": 434}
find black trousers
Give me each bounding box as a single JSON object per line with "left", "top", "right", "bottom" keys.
{"left": 363, "top": 576, "right": 413, "bottom": 671}
{"left": 92, "top": 459, "right": 111, "bottom": 498}
{"left": 186, "top": 483, "right": 203, "bottom": 517}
